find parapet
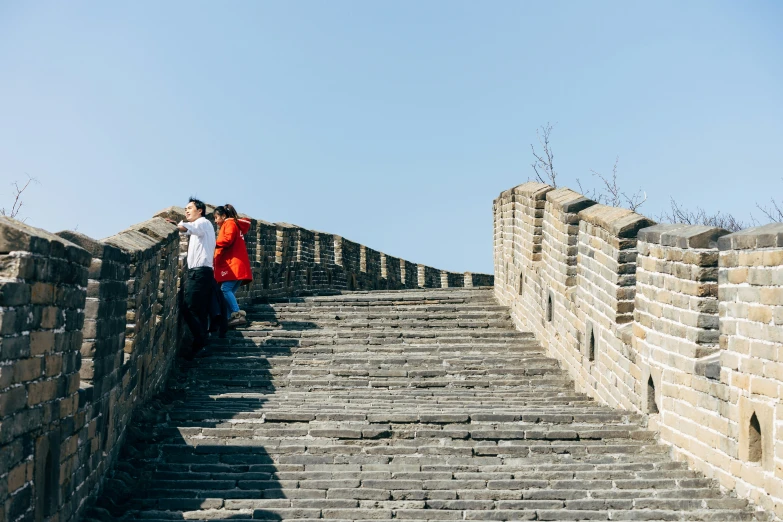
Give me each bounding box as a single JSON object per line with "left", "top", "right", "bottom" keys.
{"left": 0, "top": 204, "right": 493, "bottom": 522}
{"left": 493, "top": 182, "right": 783, "bottom": 518}
{"left": 511, "top": 181, "right": 553, "bottom": 199}
{"left": 638, "top": 223, "right": 729, "bottom": 249}
{"left": 579, "top": 204, "right": 654, "bottom": 238}
{"left": 718, "top": 222, "right": 783, "bottom": 250}
{"left": 546, "top": 187, "right": 595, "bottom": 214}
{"left": 0, "top": 216, "right": 89, "bottom": 263}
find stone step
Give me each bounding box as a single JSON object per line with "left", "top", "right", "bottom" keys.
{"left": 224, "top": 329, "right": 535, "bottom": 338}
{"left": 260, "top": 300, "right": 505, "bottom": 311}
{"left": 145, "top": 468, "right": 707, "bottom": 483}
{"left": 248, "top": 312, "right": 513, "bottom": 321}
{"left": 85, "top": 288, "right": 766, "bottom": 522}
{"left": 145, "top": 424, "right": 657, "bottom": 442}
{"left": 240, "top": 321, "right": 518, "bottom": 331}
{"left": 247, "top": 305, "right": 512, "bottom": 314}
{"left": 202, "top": 344, "right": 542, "bottom": 354}
{"left": 166, "top": 408, "right": 641, "bottom": 423}
{"left": 181, "top": 366, "right": 569, "bottom": 378}
{"left": 258, "top": 288, "right": 495, "bottom": 303}
{"left": 192, "top": 352, "right": 556, "bottom": 362}
{"left": 257, "top": 305, "right": 510, "bottom": 316}
{"left": 163, "top": 398, "right": 613, "bottom": 408}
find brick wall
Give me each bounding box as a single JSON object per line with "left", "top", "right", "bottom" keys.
{"left": 493, "top": 181, "right": 783, "bottom": 517}
{"left": 0, "top": 206, "right": 492, "bottom": 522}
{"left": 0, "top": 218, "right": 89, "bottom": 522}
{"left": 716, "top": 225, "right": 783, "bottom": 512}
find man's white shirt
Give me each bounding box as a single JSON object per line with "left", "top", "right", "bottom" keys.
{"left": 179, "top": 217, "right": 216, "bottom": 269}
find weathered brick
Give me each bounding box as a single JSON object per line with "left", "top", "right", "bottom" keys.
{"left": 12, "top": 358, "right": 42, "bottom": 384}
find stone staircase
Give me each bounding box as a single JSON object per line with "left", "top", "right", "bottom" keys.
{"left": 85, "top": 287, "right": 766, "bottom": 521}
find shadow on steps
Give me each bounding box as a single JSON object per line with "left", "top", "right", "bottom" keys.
{"left": 82, "top": 303, "right": 304, "bottom": 521}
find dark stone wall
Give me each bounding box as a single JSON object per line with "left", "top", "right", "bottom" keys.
{"left": 447, "top": 271, "right": 465, "bottom": 288}
{"left": 402, "top": 260, "right": 418, "bottom": 288}
{"left": 0, "top": 218, "right": 90, "bottom": 522}
{"left": 419, "top": 264, "right": 442, "bottom": 288}
{"left": 0, "top": 207, "right": 492, "bottom": 522}
{"left": 382, "top": 255, "right": 402, "bottom": 289}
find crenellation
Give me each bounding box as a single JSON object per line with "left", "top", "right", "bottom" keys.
{"left": 295, "top": 227, "right": 315, "bottom": 265}
{"left": 402, "top": 259, "right": 418, "bottom": 288}
{"left": 418, "top": 265, "right": 441, "bottom": 288}
{"left": 1, "top": 205, "right": 494, "bottom": 522}
{"left": 273, "top": 222, "right": 298, "bottom": 265}
{"left": 255, "top": 219, "right": 277, "bottom": 267}
{"left": 381, "top": 254, "right": 400, "bottom": 289}
{"left": 495, "top": 184, "right": 783, "bottom": 519}
{"left": 447, "top": 271, "right": 464, "bottom": 288}
{"left": 511, "top": 182, "right": 553, "bottom": 265}
{"left": 362, "top": 246, "right": 382, "bottom": 289}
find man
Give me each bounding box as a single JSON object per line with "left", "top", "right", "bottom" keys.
{"left": 170, "top": 198, "right": 216, "bottom": 359}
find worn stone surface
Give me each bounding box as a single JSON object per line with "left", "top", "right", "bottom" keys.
{"left": 83, "top": 287, "right": 765, "bottom": 521}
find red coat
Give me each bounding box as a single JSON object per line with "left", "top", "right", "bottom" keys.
{"left": 214, "top": 218, "right": 253, "bottom": 284}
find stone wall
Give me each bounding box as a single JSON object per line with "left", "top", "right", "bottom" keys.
{"left": 0, "top": 220, "right": 89, "bottom": 522}
{"left": 0, "top": 215, "right": 182, "bottom": 522}
{"left": 154, "top": 205, "right": 491, "bottom": 300}
{"left": 493, "top": 181, "right": 783, "bottom": 517}
{"left": 0, "top": 205, "right": 492, "bottom": 522}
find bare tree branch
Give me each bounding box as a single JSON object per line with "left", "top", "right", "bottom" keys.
{"left": 657, "top": 198, "right": 748, "bottom": 232}
{"left": 1, "top": 175, "right": 39, "bottom": 222}
{"left": 756, "top": 178, "right": 783, "bottom": 223}
{"left": 528, "top": 122, "right": 776, "bottom": 230}
{"left": 586, "top": 157, "right": 647, "bottom": 212}
{"left": 576, "top": 178, "right": 598, "bottom": 201}
{"left": 530, "top": 123, "right": 557, "bottom": 187}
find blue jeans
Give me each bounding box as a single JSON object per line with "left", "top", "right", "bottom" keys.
{"left": 221, "top": 280, "right": 242, "bottom": 317}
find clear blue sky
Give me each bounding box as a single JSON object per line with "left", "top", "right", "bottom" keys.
{"left": 1, "top": 2, "right": 781, "bottom": 274}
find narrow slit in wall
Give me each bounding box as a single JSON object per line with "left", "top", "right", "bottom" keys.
{"left": 647, "top": 376, "right": 659, "bottom": 414}
{"left": 749, "top": 413, "right": 762, "bottom": 463}
{"left": 546, "top": 294, "right": 553, "bottom": 323}
{"left": 588, "top": 329, "right": 595, "bottom": 362}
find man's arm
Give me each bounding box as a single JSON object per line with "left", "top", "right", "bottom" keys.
{"left": 167, "top": 218, "right": 212, "bottom": 236}
{"left": 189, "top": 218, "right": 213, "bottom": 238}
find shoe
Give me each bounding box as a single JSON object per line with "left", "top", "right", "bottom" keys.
{"left": 227, "top": 312, "right": 246, "bottom": 328}
{"left": 238, "top": 310, "right": 247, "bottom": 318}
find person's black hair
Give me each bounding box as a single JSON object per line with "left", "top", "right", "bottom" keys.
{"left": 214, "top": 204, "right": 238, "bottom": 220}
{"left": 189, "top": 197, "right": 207, "bottom": 218}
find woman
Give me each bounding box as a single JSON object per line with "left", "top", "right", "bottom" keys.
{"left": 213, "top": 204, "right": 253, "bottom": 327}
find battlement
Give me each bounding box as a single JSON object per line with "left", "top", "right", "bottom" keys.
{"left": 494, "top": 182, "right": 783, "bottom": 517}
{"left": 0, "top": 209, "right": 492, "bottom": 522}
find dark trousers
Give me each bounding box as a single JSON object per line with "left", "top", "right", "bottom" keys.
{"left": 208, "top": 277, "right": 228, "bottom": 337}
{"left": 182, "top": 267, "right": 214, "bottom": 348}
